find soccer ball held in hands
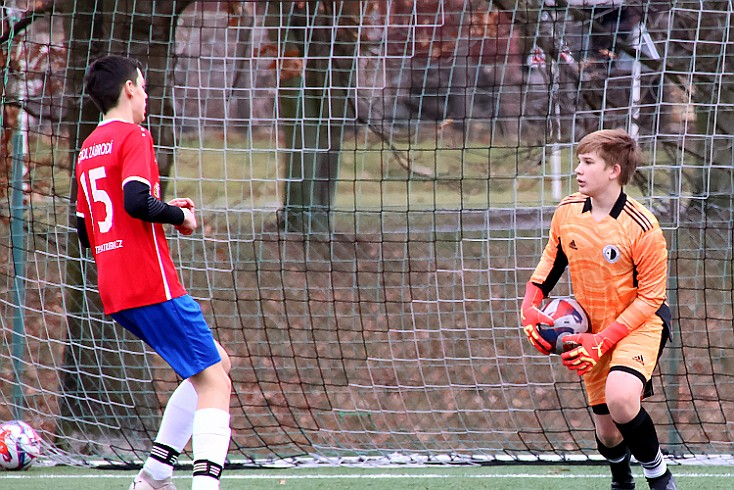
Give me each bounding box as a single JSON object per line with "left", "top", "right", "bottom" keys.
{"left": 538, "top": 298, "right": 589, "bottom": 355}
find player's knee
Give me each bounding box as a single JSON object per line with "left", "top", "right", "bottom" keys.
{"left": 192, "top": 362, "right": 231, "bottom": 394}
{"left": 597, "top": 430, "right": 622, "bottom": 448}
{"left": 594, "top": 417, "right": 623, "bottom": 447}
{"left": 219, "top": 349, "right": 231, "bottom": 374}
{"left": 214, "top": 363, "right": 232, "bottom": 393}
{"left": 215, "top": 342, "right": 231, "bottom": 374}
{"left": 607, "top": 394, "right": 641, "bottom": 424}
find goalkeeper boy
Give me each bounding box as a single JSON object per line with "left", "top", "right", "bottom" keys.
{"left": 521, "top": 129, "right": 676, "bottom": 490}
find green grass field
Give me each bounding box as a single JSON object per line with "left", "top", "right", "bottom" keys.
{"left": 2, "top": 464, "right": 733, "bottom": 489}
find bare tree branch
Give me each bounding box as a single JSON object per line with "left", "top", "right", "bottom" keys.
{"left": 0, "top": 0, "right": 54, "bottom": 45}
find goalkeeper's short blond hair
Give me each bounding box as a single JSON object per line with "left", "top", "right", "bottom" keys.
{"left": 576, "top": 129, "right": 642, "bottom": 186}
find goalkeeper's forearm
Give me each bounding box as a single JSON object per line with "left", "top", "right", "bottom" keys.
{"left": 616, "top": 296, "right": 664, "bottom": 334}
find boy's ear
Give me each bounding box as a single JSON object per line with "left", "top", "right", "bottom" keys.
{"left": 609, "top": 163, "right": 622, "bottom": 180}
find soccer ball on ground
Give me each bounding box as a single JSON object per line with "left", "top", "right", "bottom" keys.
{"left": 538, "top": 298, "right": 589, "bottom": 355}
{"left": 0, "top": 420, "right": 42, "bottom": 470}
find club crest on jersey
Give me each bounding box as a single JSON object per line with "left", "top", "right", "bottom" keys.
{"left": 602, "top": 244, "right": 621, "bottom": 263}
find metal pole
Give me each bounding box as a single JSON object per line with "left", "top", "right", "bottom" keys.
{"left": 551, "top": 60, "right": 562, "bottom": 201}
{"left": 4, "top": 3, "right": 28, "bottom": 421}
{"left": 10, "top": 127, "right": 27, "bottom": 421}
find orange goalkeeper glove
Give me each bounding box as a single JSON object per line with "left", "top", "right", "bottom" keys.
{"left": 521, "top": 282, "right": 555, "bottom": 355}
{"left": 561, "top": 321, "right": 629, "bottom": 375}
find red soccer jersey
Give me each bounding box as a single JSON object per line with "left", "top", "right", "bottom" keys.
{"left": 75, "top": 120, "right": 187, "bottom": 314}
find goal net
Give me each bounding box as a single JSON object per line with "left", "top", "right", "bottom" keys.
{"left": 1, "top": 0, "right": 732, "bottom": 465}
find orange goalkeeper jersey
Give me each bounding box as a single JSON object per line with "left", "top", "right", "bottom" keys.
{"left": 531, "top": 192, "right": 668, "bottom": 334}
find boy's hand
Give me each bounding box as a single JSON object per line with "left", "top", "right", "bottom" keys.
{"left": 524, "top": 324, "right": 553, "bottom": 355}
{"left": 561, "top": 321, "right": 629, "bottom": 375}
{"left": 169, "top": 198, "right": 197, "bottom": 235}
{"left": 521, "top": 282, "right": 554, "bottom": 355}
{"left": 168, "top": 197, "right": 195, "bottom": 210}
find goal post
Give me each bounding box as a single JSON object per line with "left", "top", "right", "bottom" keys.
{"left": 0, "top": 0, "right": 732, "bottom": 465}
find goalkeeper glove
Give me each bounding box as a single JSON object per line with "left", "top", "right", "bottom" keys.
{"left": 561, "top": 321, "right": 629, "bottom": 375}
{"left": 521, "top": 282, "right": 555, "bottom": 355}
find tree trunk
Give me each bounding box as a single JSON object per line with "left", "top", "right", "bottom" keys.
{"left": 266, "top": 2, "right": 353, "bottom": 234}
{"left": 688, "top": 6, "right": 734, "bottom": 212}
{"left": 279, "top": 64, "right": 343, "bottom": 235}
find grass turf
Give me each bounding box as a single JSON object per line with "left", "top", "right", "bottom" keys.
{"left": 3, "top": 464, "right": 733, "bottom": 489}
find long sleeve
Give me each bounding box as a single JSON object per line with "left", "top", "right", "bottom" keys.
{"left": 616, "top": 225, "right": 668, "bottom": 331}
{"left": 122, "top": 180, "right": 185, "bottom": 225}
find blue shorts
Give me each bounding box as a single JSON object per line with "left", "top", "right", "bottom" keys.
{"left": 112, "top": 295, "right": 221, "bottom": 379}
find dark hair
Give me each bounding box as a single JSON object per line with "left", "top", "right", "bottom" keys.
{"left": 575, "top": 129, "right": 642, "bottom": 185}
{"left": 83, "top": 55, "right": 143, "bottom": 114}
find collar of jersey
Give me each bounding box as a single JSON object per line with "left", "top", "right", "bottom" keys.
{"left": 582, "top": 191, "right": 627, "bottom": 219}
{"left": 98, "top": 118, "right": 131, "bottom": 127}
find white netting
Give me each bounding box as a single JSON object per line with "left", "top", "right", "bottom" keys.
{"left": 0, "top": 0, "right": 732, "bottom": 465}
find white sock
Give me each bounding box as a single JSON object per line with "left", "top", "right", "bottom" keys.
{"left": 192, "top": 408, "right": 231, "bottom": 490}
{"left": 143, "top": 379, "right": 198, "bottom": 480}
{"left": 641, "top": 448, "right": 667, "bottom": 479}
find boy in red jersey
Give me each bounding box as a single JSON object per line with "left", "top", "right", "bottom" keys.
{"left": 521, "top": 129, "right": 676, "bottom": 490}
{"left": 76, "top": 55, "right": 231, "bottom": 490}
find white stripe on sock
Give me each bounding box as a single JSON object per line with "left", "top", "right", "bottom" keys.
{"left": 641, "top": 450, "right": 667, "bottom": 479}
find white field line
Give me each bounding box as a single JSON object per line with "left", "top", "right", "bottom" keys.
{"left": 2, "top": 472, "right": 733, "bottom": 480}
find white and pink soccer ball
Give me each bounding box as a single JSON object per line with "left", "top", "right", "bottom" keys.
{"left": 538, "top": 297, "right": 590, "bottom": 355}
{"left": 0, "top": 420, "right": 42, "bottom": 470}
